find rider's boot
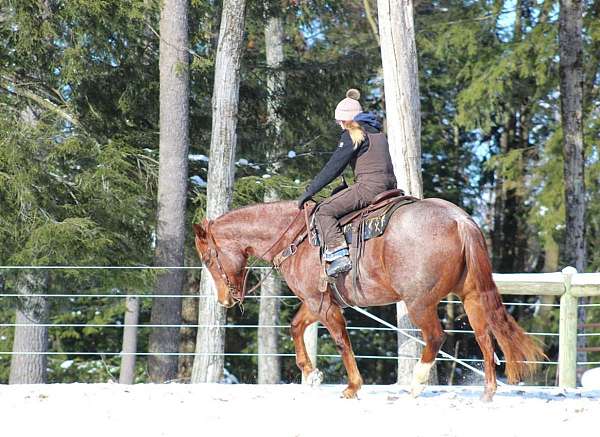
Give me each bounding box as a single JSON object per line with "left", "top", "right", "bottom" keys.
{"left": 324, "top": 245, "right": 352, "bottom": 277}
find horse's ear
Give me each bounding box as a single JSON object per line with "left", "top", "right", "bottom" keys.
{"left": 193, "top": 223, "right": 206, "bottom": 240}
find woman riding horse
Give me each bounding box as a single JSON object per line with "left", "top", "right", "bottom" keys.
{"left": 297, "top": 89, "right": 397, "bottom": 277}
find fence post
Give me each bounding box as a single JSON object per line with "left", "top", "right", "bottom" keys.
{"left": 559, "top": 266, "right": 578, "bottom": 388}
{"left": 301, "top": 322, "right": 318, "bottom": 384}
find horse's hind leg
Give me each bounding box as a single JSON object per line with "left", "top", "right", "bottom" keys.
{"left": 405, "top": 303, "right": 446, "bottom": 397}
{"left": 290, "top": 303, "right": 320, "bottom": 384}
{"left": 461, "top": 289, "right": 497, "bottom": 401}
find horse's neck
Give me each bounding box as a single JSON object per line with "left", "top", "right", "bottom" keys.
{"left": 217, "top": 202, "right": 301, "bottom": 262}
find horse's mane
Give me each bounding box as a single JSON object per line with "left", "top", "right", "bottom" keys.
{"left": 215, "top": 199, "right": 296, "bottom": 223}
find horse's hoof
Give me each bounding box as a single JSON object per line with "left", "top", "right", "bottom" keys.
{"left": 304, "top": 369, "right": 323, "bottom": 387}
{"left": 480, "top": 391, "right": 494, "bottom": 402}
{"left": 341, "top": 387, "right": 358, "bottom": 399}
{"left": 411, "top": 383, "right": 426, "bottom": 398}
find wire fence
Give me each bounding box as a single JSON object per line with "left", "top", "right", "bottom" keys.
{"left": 1, "top": 266, "right": 599, "bottom": 378}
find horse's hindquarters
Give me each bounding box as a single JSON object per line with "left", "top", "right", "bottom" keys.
{"left": 377, "top": 199, "right": 467, "bottom": 304}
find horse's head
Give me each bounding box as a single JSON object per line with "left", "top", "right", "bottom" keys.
{"left": 193, "top": 221, "right": 248, "bottom": 308}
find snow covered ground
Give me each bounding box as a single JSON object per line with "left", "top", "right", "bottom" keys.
{"left": 1, "top": 384, "right": 598, "bottom": 437}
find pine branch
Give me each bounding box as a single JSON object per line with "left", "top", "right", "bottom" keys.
{"left": 0, "top": 76, "right": 79, "bottom": 126}
{"left": 362, "top": 0, "right": 379, "bottom": 45}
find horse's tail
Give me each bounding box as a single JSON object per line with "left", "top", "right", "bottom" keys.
{"left": 457, "top": 218, "right": 545, "bottom": 384}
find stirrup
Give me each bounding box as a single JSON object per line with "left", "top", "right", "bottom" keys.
{"left": 326, "top": 256, "right": 352, "bottom": 277}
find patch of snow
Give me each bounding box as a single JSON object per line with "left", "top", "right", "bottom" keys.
{"left": 287, "top": 150, "right": 296, "bottom": 158}
{"left": 222, "top": 368, "right": 239, "bottom": 384}
{"left": 60, "top": 360, "right": 74, "bottom": 370}
{"left": 190, "top": 175, "right": 207, "bottom": 187}
{"left": 262, "top": 174, "right": 271, "bottom": 179}
{"left": 188, "top": 154, "right": 209, "bottom": 162}
{"left": 0, "top": 385, "right": 597, "bottom": 437}
{"left": 582, "top": 367, "right": 600, "bottom": 388}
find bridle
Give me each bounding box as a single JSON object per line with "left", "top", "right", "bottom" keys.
{"left": 202, "top": 206, "right": 311, "bottom": 306}
{"left": 203, "top": 220, "right": 245, "bottom": 303}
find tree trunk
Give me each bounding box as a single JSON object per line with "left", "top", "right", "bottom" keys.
{"left": 377, "top": 0, "right": 422, "bottom": 198}
{"left": 491, "top": 132, "right": 504, "bottom": 271}
{"left": 264, "top": 9, "right": 285, "bottom": 140}
{"left": 559, "top": 0, "right": 586, "bottom": 379}
{"left": 377, "top": 0, "right": 434, "bottom": 384}
{"left": 148, "top": 0, "right": 190, "bottom": 383}
{"left": 257, "top": 6, "right": 285, "bottom": 385}
{"left": 119, "top": 296, "right": 139, "bottom": 384}
{"left": 9, "top": 273, "right": 49, "bottom": 384}
{"left": 258, "top": 253, "right": 281, "bottom": 384}
{"left": 191, "top": 0, "right": 246, "bottom": 383}
{"left": 530, "top": 236, "right": 559, "bottom": 348}
{"left": 498, "top": 113, "right": 529, "bottom": 273}
{"left": 178, "top": 278, "right": 199, "bottom": 381}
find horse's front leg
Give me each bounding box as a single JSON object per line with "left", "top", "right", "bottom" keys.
{"left": 319, "top": 304, "right": 363, "bottom": 399}
{"left": 290, "top": 303, "right": 321, "bottom": 383}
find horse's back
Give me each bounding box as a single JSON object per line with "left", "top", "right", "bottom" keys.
{"left": 378, "top": 197, "right": 470, "bottom": 302}
{"left": 386, "top": 197, "right": 470, "bottom": 240}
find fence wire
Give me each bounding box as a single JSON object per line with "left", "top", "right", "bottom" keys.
{"left": 1, "top": 266, "right": 598, "bottom": 378}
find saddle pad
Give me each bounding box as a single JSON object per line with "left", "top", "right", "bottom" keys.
{"left": 309, "top": 197, "right": 418, "bottom": 246}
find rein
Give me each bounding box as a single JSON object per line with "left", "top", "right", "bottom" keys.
{"left": 205, "top": 205, "right": 310, "bottom": 305}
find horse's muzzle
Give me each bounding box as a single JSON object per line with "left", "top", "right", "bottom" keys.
{"left": 217, "top": 298, "right": 236, "bottom": 309}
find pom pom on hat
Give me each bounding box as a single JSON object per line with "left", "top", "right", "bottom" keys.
{"left": 346, "top": 89, "right": 360, "bottom": 100}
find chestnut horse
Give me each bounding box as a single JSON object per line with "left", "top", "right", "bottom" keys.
{"left": 192, "top": 198, "right": 544, "bottom": 401}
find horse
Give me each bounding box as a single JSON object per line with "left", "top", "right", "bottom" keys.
{"left": 192, "top": 198, "right": 545, "bottom": 401}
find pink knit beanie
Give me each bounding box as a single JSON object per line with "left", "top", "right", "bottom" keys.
{"left": 334, "top": 89, "right": 362, "bottom": 121}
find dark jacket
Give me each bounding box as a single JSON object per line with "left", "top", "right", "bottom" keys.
{"left": 303, "top": 112, "right": 396, "bottom": 197}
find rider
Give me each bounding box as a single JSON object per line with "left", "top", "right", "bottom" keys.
{"left": 297, "top": 89, "right": 397, "bottom": 277}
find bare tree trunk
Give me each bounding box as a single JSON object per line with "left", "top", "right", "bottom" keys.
{"left": 148, "top": 0, "right": 190, "bottom": 383}
{"left": 363, "top": 0, "right": 380, "bottom": 44}
{"left": 10, "top": 273, "right": 49, "bottom": 384}
{"left": 377, "top": 0, "right": 435, "bottom": 384}
{"left": 119, "top": 296, "right": 139, "bottom": 384}
{"left": 11, "top": 104, "right": 49, "bottom": 384}
{"left": 258, "top": 255, "right": 281, "bottom": 383}
{"left": 559, "top": 0, "right": 586, "bottom": 379}
{"left": 178, "top": 278, "right": 199, "bottom": 381}
{"left": 191, "top": 0, "right": 247, "bottom": 383}
{"left": 257, "top": 5, "right": 285, "bottom": 385}
{"left": 377, "top": 0, "right": 422, "bottom": 199}
{"left": 264, "top": 8, "right": 285, "bottom": 140}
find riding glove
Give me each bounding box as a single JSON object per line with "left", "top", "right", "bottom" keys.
{"left": 297, "top": 192, "right": 312, "bottom": 209}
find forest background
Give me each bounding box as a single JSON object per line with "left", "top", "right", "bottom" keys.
{"left": 0, "top": 0, "right": 598, "bottom": 386}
